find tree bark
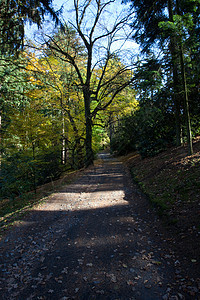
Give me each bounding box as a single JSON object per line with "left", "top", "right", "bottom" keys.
{"left": 62, "top": 112, "right": 66, "bottom": 165}
{"left": 84, "top": 86, "right": 94, "bottom": 167}
{"left": 167, "top": 0, "right": 182, "bottom": 146}
{"left": 66, "top": 108, "right": 84, "bottom": 168}
{"left": 179, "top": 44, "right": 193, "bottom": 155}
{"left": 0, "top": 112, "right": 2, "bottom": 171}
{"left": 176, "top": 0, "right": 193, "bottom": 155}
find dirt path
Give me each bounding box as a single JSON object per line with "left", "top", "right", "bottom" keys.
{"left": 0, "top": 153, "right": 198, "bottom": 299}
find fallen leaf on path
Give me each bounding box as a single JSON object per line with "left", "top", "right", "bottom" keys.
{"left": 40, "top": 256, "right": 45, "bottom": 263}
{"left": 61, "top": 267, "right": 68, "bottom": 274}
{"left": 86, "top": 263, "right": 93, "bottom": 267}
{"left": 127, "top": 280, "right": 135, "bottom": 286}
{"left": 152, "top": 260, "right": 162, "bottom": 265}
{"left": 96, "top": 290, "right": 104, "bottom": 294}
{"left": 107, "top": 273, "right": 117, "bottom": 283}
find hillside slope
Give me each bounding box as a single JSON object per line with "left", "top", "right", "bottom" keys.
{"left": 122, "top": 137, "right": 200, "bottom": 286}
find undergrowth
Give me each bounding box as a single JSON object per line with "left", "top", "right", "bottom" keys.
{"left": 0, "top": 169, "right": 81, "bottom": 235}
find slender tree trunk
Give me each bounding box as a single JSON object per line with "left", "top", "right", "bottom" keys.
{"left": 167, "top": 0, "right": 182, "bottom": 146}
{"left": 32, "top": 142, "right": 37, "bottom": 194}
{"left": 62, "top": 112, "right": 66, "bottom": 165}
{"left": 108, "top": 113, "right": 114, "bottom": 142}
{"left": 84, "top": 87, "right": 94, "bottom": 167}
{"left": 66, "top": 107, "right": 84, "bottom": 168}
{"left": 176, "top": 0, "right": 193, "bottom": 155}
{"left": 174, "top": 70, "right": 182, "bottom": 146}
{"left": 84, "top": 100, "right": 94, "bottom": 167}
{"left": 179, "top": 45, "right": 193, "bottom": 155}
{"left": 0, "top": 112, "right": 2, "bottom": 171}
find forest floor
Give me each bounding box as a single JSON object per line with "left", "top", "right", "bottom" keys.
{"left": 0, "top": 147, "right": 200, "bottom": 299}
{"left": 122, "top": 137, "right": 200, "bottom": 286}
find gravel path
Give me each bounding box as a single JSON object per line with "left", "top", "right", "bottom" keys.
{"left": 0, "top": 153, "right": 193, "bottom": 299}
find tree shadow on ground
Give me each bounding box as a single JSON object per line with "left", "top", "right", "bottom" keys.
{"left": 0, "top": 157, "right": 177, "bottom": 300}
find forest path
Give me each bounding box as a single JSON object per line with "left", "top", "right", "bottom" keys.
{"left": 0, "top": 153, "right": 187, "bottom": 299}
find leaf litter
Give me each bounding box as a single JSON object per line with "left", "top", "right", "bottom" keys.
{"left": 0, "top": 152, "right": 199, "bottom": 299}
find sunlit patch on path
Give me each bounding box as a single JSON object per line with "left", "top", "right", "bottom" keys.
{"left": 35, "top": 159, "right": 129, "bottom": 212}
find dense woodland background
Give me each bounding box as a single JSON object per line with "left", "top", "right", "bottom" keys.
{"left": 0, "top": 0, "right": 199, "bottom": 208}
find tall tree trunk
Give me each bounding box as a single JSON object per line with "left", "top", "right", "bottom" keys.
{"left": 179, "top": 42, "right": 193, "bottom": 155}
{"left": 66, "top": 107, "right": 84, "bottom": 168}
{"left": 84, "top": 87, "right": 94, "bottom": 167}
{"left": 168, "top": 0, "right": 182, "bottom": 146}
{"left": 108, "top": 113, "right": 114, "bottom": 142}
{"left": 32, "top": 142, "right": 37, "bottom": 194}
{"left": 62, "top": 112, "right": 66, "bottom": 165}
{"left": 0, "top": 112, "right": 2, "bottom": 171}
{"left": 84, "top": 45, "right": 94, "bottom": 167}
{"left": 173, "top": 65, "right": 182, "bottom": 146}
{"left": 176, "top": 0, "right": 193, "bottom": 155}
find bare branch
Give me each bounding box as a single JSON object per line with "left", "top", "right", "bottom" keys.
{"left": 89, "top": 0, "right": 115, "bottom": 42}
{"left": 78, "top": 0, "right": 93, "bottom": 27}
{"left": 45, "top": 35, "right": 85, "bottom": 87}
{"left": 73, "top": 0, "right": 91, "bottom": 49}
{"left": 92, "top": 76, "right": 135, "bottom": 119}
{"left": 92, "top": 11, "right": 132, "bottom": 44}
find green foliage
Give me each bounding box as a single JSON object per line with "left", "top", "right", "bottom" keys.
{"left": 110, "top": 54, "right": 176, "bottom": 158}
{"left": 0, "top": 0, "right": 62, "bottom": 55}
{"left": 0, "top": 149, "right": 63, "bottom": 199}
{"left": 159, "top": 13, "right": 194, "bottom": 40}
{"left": 1, "top": 153, "right": 34, "bottom": 198}
{"left": 92, "top": 126, "right": 108, "bottom": 153}
{"left": 35, "top": 150, "right": 64, "bottom": 184}
{"left": 110, "top": 116, "right": 137, "bottom": 155}
{"left": 126, "top": 0, "right": 200, "bottom": 154}
{"left": 111, "top": 102, "right": 175, "bottom": 158}
{"left": 123, "top": 0, "right": 167, "bottom": 52}
{"left": 135, "top": 105, "right": 175, "bottom": 158}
